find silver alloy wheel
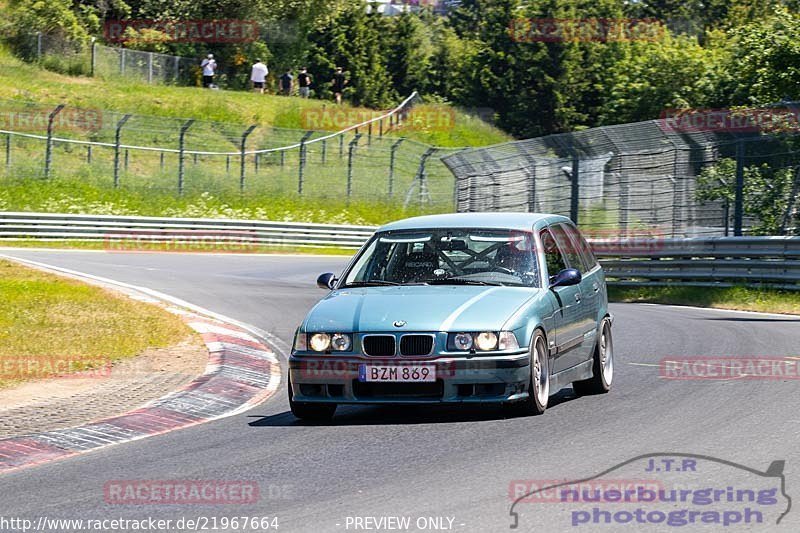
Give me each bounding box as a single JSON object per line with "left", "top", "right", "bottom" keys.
{"left": 533, "top": 334, "right": 550, "bottom": 406}
{"left": 600, "top": 320, "right": 613, "bottom": 386}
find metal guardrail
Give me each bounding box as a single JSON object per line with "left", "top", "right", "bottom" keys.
{"left": 1, "top": 213, "right": 798, "bottom": 289}
{"left": 0, "top": 212, "right": 375, "bottom": 249}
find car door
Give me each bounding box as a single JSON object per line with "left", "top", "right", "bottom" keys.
{"left": 540, "top": 227, "right": 584, "bottom": 373}
{"left": 558, "top": 222, "right": 601, "bottom": 361}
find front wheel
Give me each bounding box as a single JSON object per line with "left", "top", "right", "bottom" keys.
{"left": 508, "top": 330, "right": 549, "bottom": 416}
{"left": 288, "top": 375, "right": 337, "bottom": 421}
{"left": 573, "top": 317, "right": 613, "bottom": 396}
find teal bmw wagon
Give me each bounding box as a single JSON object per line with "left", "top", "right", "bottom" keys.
{"left": 288, "top": 213, "right": 613, "bottom": 420}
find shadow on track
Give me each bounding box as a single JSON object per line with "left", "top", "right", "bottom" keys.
{"left": 247, "top": 389, "right": 578, "bottom": 426}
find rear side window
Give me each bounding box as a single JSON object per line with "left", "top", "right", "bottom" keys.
{"left": 558, "top": 223, "right": 598, "bottom": 274}
{"left": 549, "top": 224, "right": 584, "bottom": 272}
{"left": 539, "top": 228, "right": 567, "bottom": 279}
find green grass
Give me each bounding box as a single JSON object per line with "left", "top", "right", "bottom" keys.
{"left": 0, "top": 239, "right": 357, "bottom": 255}
{"left": 0, "top": 259, "right": 189, "bottom": 388}
{"left": 609, "top": 285, "right": 800, "bottom": 315}
{"left": 0, "top": 46, "right": 511, "bottom": 148}
{"left": 0, "top": 177, "right": 446, "bottom": 225}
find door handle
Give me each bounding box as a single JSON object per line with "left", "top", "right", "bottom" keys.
{"left": 574, "top": 293, "right": 581, "bottom": 303}
{"left": 592, "top": 283, "right": 600, "bottom": 293}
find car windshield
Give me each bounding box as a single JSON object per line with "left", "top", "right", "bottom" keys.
{"left": 343, "top": 229, "right": 540, "bottom": 287}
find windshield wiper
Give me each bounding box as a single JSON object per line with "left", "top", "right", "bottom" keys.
{"left": 424, "top": 277, "right": 503, "bottom": 286}
{"left": 344, "top": 280, "right": 401, "bottom": 287}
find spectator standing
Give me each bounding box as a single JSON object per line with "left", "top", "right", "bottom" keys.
{"left": 201, "top": 54, "right": 217, "bottom": 88}
{"left": 250, "top": 59, "right": 269, "bottom": 94}
{"left": 331, "top": 67, "right": 347, "bottom": 104}
{"left": 279, "top": 70, "right": 294, "bottom": 96}
{"left": 297, "top": 67, "right": 313, "bottom": 98}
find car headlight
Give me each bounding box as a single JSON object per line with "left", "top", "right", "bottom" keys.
{"left": 475, "top": 332, "right": 499, "bottom": 351}
{"left": 331, "top": 333, "right": 352, "bottom": 351}
{"left": 453, "top": 332, "right": 473, "bottom": 351}
{"left": 309, "top": 333, "right": 331, "bottom": 352}
{"left": 498, "top": 331, "right": 520, "bottom": 351}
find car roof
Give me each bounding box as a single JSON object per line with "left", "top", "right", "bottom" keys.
{"left": 377, "top": 212, "right": 573, "bottom": 233}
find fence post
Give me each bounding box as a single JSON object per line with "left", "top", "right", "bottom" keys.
{"left": 36, "top": 32, "right": 42, "bottom": 62}
{"left": 734, "top": 139, "right": 745, "bottom": 236}
{"left": 280, "top": 150, "right": 285, "bottom": 167}
{"left": 120, "top": 48, "right": 125, "bottom": 75}
{"left": 379, "top": 118, "right": 384, "bottom": 137}
{"left": 339, "top": 134, "right": 344, "bottom": 159}
{"left": 44, "top": 104, "right": 65, "bottom": 178}
{"left": 367, "top": 122, "right": 372, "bottom": 146}
{"left": 86, "top": 145, "right": 92, "bottom": 164}
{"left": 90, "top": 38, "right": 96, "bottom": 77}
{"left": 527, "top": 165, "right": 536, "bottom": 213}
{"left": 174, "top": 56, "right": 179, "bottom": 83}
{"left": 147, "top": 52, "right": 154, "bottom": 84}
{"left": 177, "top": 119, "right": 195, "bottom": 195}
{"left": 160, "top": 151, "right": 165, "bottom": 170}
{"left": 298, "top": 131, "right": 314, "bottom": 195}
{"left": 113, "top": 114, "right": 131, "bottom": 188}
{"left": 619, "top": 174, "right": 629, "bottom": 233}
{"left": 321, "top": 139, "right": 327, "bottom": 164}
{"left": 346, "top": 133, "right": 363, "bottom": 199}
{"left": 239, "top": 124, "right": 257, "bottom": 193}
{"left": 5, "top": 134, "right": 11, "bottom": 171}
{"left": 226, "top": 155, "right": 230, "bottom": 174}
{"left": 570, "top": 156, "right": 580, "bottom": 224}
{"left": 124, "top": 149, "right": 129, "bottom": 171}
{"left": 388, "top": 138, "right": 405, "bottom": 197}
{"left": 415, "top": 148, "right": 436, "bottom": 206}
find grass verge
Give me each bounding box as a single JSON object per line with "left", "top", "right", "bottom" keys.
{"left": 0, "top": 259, "right": 189, "bottom": 388}
{"left": 608, "top": 285, "right": 800, "bottom": 315}
{"left": 0, "top": 240, "right": 357, "bottom": 256}
{"left": 0, "top": 46, "right": 511, "bottom": 148}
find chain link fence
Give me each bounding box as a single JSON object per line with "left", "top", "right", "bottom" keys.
{"left": 0, "top": 96, "right": 460, "bottom": 209}
{"left": 16, "top": 33, "right": 199, "bottom": 85}
{"left": 443, "top": 118, "right": 800, "bottom": 237}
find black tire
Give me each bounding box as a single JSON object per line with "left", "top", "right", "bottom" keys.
{"left": 288, "top": 375, "right": 337, "bottom": 421}
{"left": 508, "top": 330, "right": 549, "bottom": 416}
{"left": 573, "top": 317, "right": 613, "bottom": 396}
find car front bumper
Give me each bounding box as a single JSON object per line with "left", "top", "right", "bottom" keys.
{"left": 288, "top": 351, "right": 531, "bottom": 404}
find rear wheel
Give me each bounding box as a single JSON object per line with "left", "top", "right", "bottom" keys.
{"left": 573, "top": 317, "right": 613, "bottom": 396}
{"left": 509, "top": 330, "right": 549, "bottom": 416}
{"left": 288, "top": 375, "right": 337, "bottom": 421}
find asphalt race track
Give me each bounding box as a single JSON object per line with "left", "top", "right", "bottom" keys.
{"left": 1, "top": 249, "right": 799, "bottom": 532}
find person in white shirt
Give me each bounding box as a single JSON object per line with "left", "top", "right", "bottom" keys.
{"left": 250, "top": 59, "right": 269, "bottom": 94}
{"left": 201, "top": 54, "right": 217, "bottom": 88}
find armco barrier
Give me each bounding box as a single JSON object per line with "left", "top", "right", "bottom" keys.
{"left": 1, "top": 213, "right": 797, "bottom": 289}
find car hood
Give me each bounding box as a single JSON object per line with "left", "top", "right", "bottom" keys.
{"left": 303, "top": 285, "right": 541, "bottom": 332}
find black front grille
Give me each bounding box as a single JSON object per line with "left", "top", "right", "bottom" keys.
{"left": 362, "top": 335, "right": 396, "bottom": 356}
{"left": 400, "top": 335, "right": 434, "bottom": 356}
{"left": 353, "top": 380, "right": 444, "bottom": 400}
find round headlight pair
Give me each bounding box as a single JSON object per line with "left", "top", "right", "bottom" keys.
{"left": 309, "top": 333, "right": 351, "bottom": 352}
{"left": 452, "top": 332, "right": 500, "bottom": 351}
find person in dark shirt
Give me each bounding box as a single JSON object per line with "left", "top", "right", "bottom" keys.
{"left": 297, "top": 67, "right": 312, "bottom": 98}
{"left": 279, "top": 70, "right": 294, "bottom": 96}
{"left": 331, "top": 67, "right": 347, "bottom": 104}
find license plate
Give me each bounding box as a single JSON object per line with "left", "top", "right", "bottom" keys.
{"left": 358, "top": 364, "right": 436, "bottom": 382}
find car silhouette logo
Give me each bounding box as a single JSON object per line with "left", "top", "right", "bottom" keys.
{"left": 393, "top": 320, "right": 407, "bottom": 328}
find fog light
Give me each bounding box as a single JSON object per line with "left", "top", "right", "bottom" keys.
{"left": 309, "top": 333, "right": 331, "bottom": 352}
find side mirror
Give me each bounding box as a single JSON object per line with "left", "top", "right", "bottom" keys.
{"left": 549, "top": 268, "right": 581, "bottom": 288}
{"left": 317, "top": 272, "right": 337, "bottom": 290}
